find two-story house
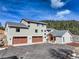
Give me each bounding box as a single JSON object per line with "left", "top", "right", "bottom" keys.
{"left": 5, "top": 19, "right": 47, "bottom": 46}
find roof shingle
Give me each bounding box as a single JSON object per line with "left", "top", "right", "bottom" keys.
{"left": 51, "top": 30, "right": 68, "bottom": 37}
{"left": 21, "top": 19, "right": 47, "bottom": 25}
{"left": 6, "top": 22, "right": 28, "bottom": 29}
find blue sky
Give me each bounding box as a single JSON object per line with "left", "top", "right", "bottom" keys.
{"left": 0, "top": 0, "right": 79, "bottom": 25}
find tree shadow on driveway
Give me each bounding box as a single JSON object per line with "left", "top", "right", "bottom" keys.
{"left": 49, "top": 48, "right": 74, "bottom": 59}
{"left": 0, "top": 56, "right": 18, "bottom": 59}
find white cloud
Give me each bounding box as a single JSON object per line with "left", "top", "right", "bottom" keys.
{"left": 2, "top": 6, "right": 8, "bottom": 11}
{"left": 56, "top": 10, "right": 71, "bottom": 18}
{"left": 51, "top": 0, "right": 65, "bottom": 8}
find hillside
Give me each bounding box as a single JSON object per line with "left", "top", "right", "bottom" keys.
{"left": 41, "top": 20, "right": 79, "bottom": 35}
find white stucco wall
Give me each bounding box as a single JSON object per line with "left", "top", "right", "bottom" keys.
{"left": 62, "top": 31, "right": 72, "bottom": 44}
{"left": 54, "top": 31, "right": 72, "bottom": 44}
{"left": 55, "top": 37, "right": 62, "bottom": 44}
{"left": 21, "top": 20, "right": 47, "bottom": 43}
{"left": 5, "top": 24, "right": 30, "bottom": 45}
{"left": 21, "top": 20, "right": 46, "bottom": 35}
{"left": 5, "top": 24, "right": 10, "bottom": 45}
{"left": 6, "top": 20, "right": 47, "bottom": 45}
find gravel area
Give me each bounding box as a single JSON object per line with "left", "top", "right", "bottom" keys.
{"left": 0, "top": 43, "right": 75, "bottom": 59}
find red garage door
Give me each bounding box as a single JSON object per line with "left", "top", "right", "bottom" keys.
{"left": 32, "top": 36, "right": 43, "bottom": 43}
{"left": 13, "top": 37, "right": 27, "bottom": 44}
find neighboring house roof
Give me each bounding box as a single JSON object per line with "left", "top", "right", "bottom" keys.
{"left": 51, "top": 29, "right": 69, "bottom": 37}
{"left": 21, "top": 19, "right": 47, "bottom": 25}
{"left": 6, "top": 22, "right": 28, "bottom": 29}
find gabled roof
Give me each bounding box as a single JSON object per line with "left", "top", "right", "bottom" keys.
{"left": 21, "top": 19, "right": 47, "bottom": 25}
{"left": 51, "top": 29, "right": 69, "bottom": 37}
{"left": 6, "top": 22, "right": 28, "bottom": 29}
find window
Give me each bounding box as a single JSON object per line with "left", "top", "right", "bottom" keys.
{"left": 44, "top": 36, "right": 46, "bottom": 38}
{"left": 16, "top": 28, "right": 20, "bottom": 32}
{"left": 42, "top": 24, "right": 45, "bottom": 27}
{"left": 47, "top": 30, "right": 51, "bottom": 32}
{"left": 27, "top": 21, "right": 30, "bottom": 24}
{"left": 35, "top": 29, "right": 38, "bottom": 33}
{"left": 0, "top": 39, "right": 2, "bottom": 41}
{"left": 41, "top": 30, "right": 43, "bottom": 32}
{"left": 44, "top": 33, "right": 46, "bottom": 35}
{"left": 44, "top": 30, "right": 46, "bottom": 32}
{"left": 63, "top": 37, "right": 65, "bottom": 42}
{"left": 10, "top": 38, "right": 11, "bottom": 40}
{"left": 28, "top": 25, "right": 30, "bottom": 27}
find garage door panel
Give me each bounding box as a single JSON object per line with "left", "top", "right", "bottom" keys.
{"left": 13, "top": 37, "right": 27, "bottom": 44}
{"left": 32, "top": 36, "right": 43, "bottom": 43}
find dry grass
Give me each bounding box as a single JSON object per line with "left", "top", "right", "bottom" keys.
{"left": 74, "top": 47, "right": 79, "bottom": 55}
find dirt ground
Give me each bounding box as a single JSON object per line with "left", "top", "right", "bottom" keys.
{"left": 74, "top": 47, "right": 79, "bottom": 54}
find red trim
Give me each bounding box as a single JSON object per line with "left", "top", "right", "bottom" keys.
{"left": 66, "top": 42, "right": 79, "bottom": 47}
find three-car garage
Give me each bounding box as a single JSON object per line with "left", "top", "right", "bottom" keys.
{"left": 12, "top": 36, "right": 43, "bottom": 45}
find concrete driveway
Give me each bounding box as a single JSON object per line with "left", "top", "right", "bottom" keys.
{"left": 0, "top": 43, "right": 74, "bottom": 59}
